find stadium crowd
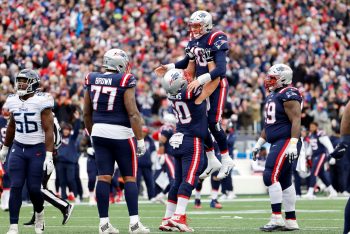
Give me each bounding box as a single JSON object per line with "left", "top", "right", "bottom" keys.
{"left": 0, "top": 0, "right": 349, "bottom": 200}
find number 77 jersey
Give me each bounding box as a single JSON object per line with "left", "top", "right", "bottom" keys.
{"left": 264, "top": 87, "right": 302, "bottom": 143}
{"left": 85, "top": 72, "right": 136, "bottom": 127}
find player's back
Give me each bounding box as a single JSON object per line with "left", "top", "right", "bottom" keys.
{"left": 3, "top": 92, "right": 54, "bottom": 145}
{"left": 168, "top": 87, "right": 207, "bottom": 139}
{"left": 264, "top": 86, "right": 302, "bottom": 143}
{"left": 86, "top": 72, "right": 136, "bottom": 128}
{"left": 309, "top": 131, "right": 327, "bottom": 156}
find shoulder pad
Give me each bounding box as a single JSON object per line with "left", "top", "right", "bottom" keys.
{"left": 119, "top": 73, "right": 136, "bottom": 88}
{"left": 278, "top": 87, "right": 302, "bottom": 103}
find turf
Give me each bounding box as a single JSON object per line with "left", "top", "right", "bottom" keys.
{"left": 0, "top": 197, "right": 346, "bottom": 233}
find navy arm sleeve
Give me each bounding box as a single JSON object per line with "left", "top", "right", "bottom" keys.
{"left": 174, "top": 56, "right": 191, "bottom": 69}
{"left": 71, "top": 119, "right": 81, "bottom": 141}
{"left": 209, "top": 50, "right": 227, "bottom": 80}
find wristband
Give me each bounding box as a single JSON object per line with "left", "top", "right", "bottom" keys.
{"left": 46, "top": 151, "right": 53, "bottom": 159}
{"left": 290, "top": 138, "right": 299, "bottom": 145}
{"left": 164, "top": 63, "right": 175, "bottom": 71}
{"left": 197, "top": 73, "right": 211, "bottom": 85}
{"left": 137, "top": 139, "right": 145, "bottom": 147}
{"left": 255, "top": 137, "right": 266, "bottom": 148}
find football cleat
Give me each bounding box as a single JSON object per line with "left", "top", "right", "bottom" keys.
{"left": 62, "top": 204, "right": 74, "bottom": 225}
{"left": 151, "top": 193, "right": 166, "bottom": 205}
{"left": 23, "top": 213, "right": 35, "bottom": 226}
{"left": 259, "top": 214, "right": 285, "bottom": 232}
{"left": 168, "top": 214, "right": 194, "bottom": 232}
{"left": 301, "top": 193, "right": 316, "bottom": 200}
{"left": 89, "top": 196, "right": 97, "bottom": 206}
{"left": 194, "top": 199, "right": 202, "bottom": 209}
{"left": 109, "top": 193, "right": 115, "bottom": 204}
{"left": 99, "top": 222, "right": 119, "bottom": 234}
{"left": 6, "top": 224, "right": 18, "bottom": 234}
{"left": 34, "top": 211, "right": 45, "bottom": 234}
{"left": 217, "top": 156, "right": 234, "bottom": 180}
{"left": 210, "top": 199, "right": 222, "bottom": 209}
{"left": 129, "top": 221, "right": 150, "bottom": 233}
{"left": 67, "top": 193, "right": 75, "bottom": 201}
{"left": 159, "top": 217, "right": 179, "bottom": 232}
{"left": 283, "top": 219, "right": 299, "bottom": 231}
{"left": 199, "top": 154, "right": 221, "bottom": 179}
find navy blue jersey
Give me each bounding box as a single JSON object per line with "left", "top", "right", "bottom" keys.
{"left": 85, "top": 72, "right": 136, "bottom": 127}
{"left": 264, "top": 86, "right": 302, "bottom": 143}
{"left": 309, "top": 131, "right": 328, "bottom": 156}
{"left": 0, "top": 116, "right": 7, "bottom": 146}
{"left": 160, "top": 124, "right": 175, "bottom": 154}
{"left": 168, "top": 86, "right": 207, "bottom": 139}
{"left": 187, "top": 31, "right": 228, "bottom": 78}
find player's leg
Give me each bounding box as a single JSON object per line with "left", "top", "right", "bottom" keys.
{"left": 93, "top": 136, "right": 119, "bottom": 234}
{"left": 220, "top": 171, "right": 236, "bottom": 200}
{"left": 168, "top": 137, "right": 204, "bottom": 232}
{"left": 87, "top": 156, "right": 97, "bottom": 205}
{"left": 316, "top": 155, "right": 337, "bottom": 197}
{"left": 210, "top": 171, "right": 222, "bottom": 209}
{"left": 344, "top": 197, "right": 350, "bottom": 234}
{"left": 75, "top": 163, "right": 83, "bottom": 201}
{"left": 114, "top": 138, "right": 149, "bottom": 233}
{"left": 142, "top": 167, "right": 155, "bottom": 200}
{"left": 260, "top": 139, "right": 290, "bottom": 231}
{"left": 65, "top": 163, "right": 78, "bottom": 201}
{"left": 292, "top": 161, "right": 302, "bottom": 197}
{"left": 194, "top": 179, "right": 203, "bottom": 208}
{"left": 1, "top": 162, "right": 10, "bottom": 211}
{"left": 57, "top": 162, "right": 68, "bottom": 199}
{"left": 208, "top": 78, "right": 234, "bottom": 179}
{"left": 26, "top": 143, "right": 46, "bottom": 234}
{"left": 199, "top": 133, "right": 221, "bottom": 179}
{"left": 7, "top": 144, "right": 26, "bottom": 233}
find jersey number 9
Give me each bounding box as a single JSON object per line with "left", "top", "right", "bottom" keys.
{"left": 264, "top": 102, "right": 276, "bottom": 124}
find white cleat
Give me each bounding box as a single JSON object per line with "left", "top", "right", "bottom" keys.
{"left": 6, "top": 224, "right": 18, "bottom": 234}
{"left": 283, "top": 219, "right": 299, "bottom": 231}
{"left": 302, "top": 193, "right": 316, "bottom": 200}
{"left": 342, "top": 191, "right": 350, "bottom": 197}
{"left": 99, "top": 222, "right": 119, "bottom": 234}
{"left": 199, "top": 154, "right": 221, "bottom": 179}
{"left": 151, "top": 193, "right": 166, "bottom": 205}
{"left": 260, "top": 214, "right": 285, "bottom": 232}
{"left": 217, "top": 156, "right": 234, "bottom": 180}
{"left": 129, "top": 221, "right": 150, "bottom": 233}
{"left": 328, "top": 190, "right": 338, "bottom": 198}
{"left": 226, "top": 191, "right": 237, "bottom": 200}
{"left": 89, "top": 197, "right": 97, "bottom": 206}
{"left": 34, "top": 211, "right": 45, "bottom": 234}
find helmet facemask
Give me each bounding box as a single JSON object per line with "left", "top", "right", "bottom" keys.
{"left": 15, "top": 75, "right": 39, "bottom": 96}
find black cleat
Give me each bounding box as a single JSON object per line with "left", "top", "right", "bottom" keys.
{"left": 23, "top": 213, "right": 35, "bottom": 227}
{"left": 62, "top": 204, "right": 74, "bottom": 225}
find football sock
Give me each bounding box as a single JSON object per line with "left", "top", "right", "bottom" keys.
{"left": 206, "top": 149, "right": 215, "bottom": 159}
{"left": 195, "top": 190, "right": 201, "bottom": 200}
{"left": 175, "top": 196, "right": 189, "bottom": 215}
{"left": 130, "top": 215, "right": 139, "bottom": 224}
{"left": 268, "top": 182, "right": 282, "bottom": 214}
{"left": 9, "top": 187, "right": 22, "bottom": 224}
{"left": 96, "top": 181, "right": 110, "bottom": 218}
{"left": 124, "top": 182, "right": 138, "bottom": 216}
{"left": 307, "top": 187, "right": 314, "bottom": 195}
{"left": 211, "top": 172, "right": 220, "bottom": 190}
{"left": 211, "top": 190, "right": 218, "bottom": 200}
{"left": 99, "top": 217, "right": 109, "bottom": 225}
{"left": 165, "top": 200, "right": 177, "bottom": 218}
{"left": 282, "top": 185, "right": 296, "bottom": 219}
{"left": 29, "top": 189, "right": 44, "bottom": 213}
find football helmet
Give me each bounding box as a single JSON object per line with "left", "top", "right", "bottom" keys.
{"left": 188, "top": 10, "right": 213, "bottom": 39}
{"left": 161, "top": 69, "right": 189, "bottom": 96}
{"left": 15, "top": 69, "right": 40, "bottom": 96}
{"left": 265, "top": 64, "right": 293, "bottom": 91}
{"left": 102, "top": 48, "right": 130, "bottom": 73}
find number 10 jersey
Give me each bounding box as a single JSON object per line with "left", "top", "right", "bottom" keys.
{"left": 264, "top": 86, "right": 302, "bottom": 143}
{"left": 4, "top": 92, "right": 54, "bottom": 145}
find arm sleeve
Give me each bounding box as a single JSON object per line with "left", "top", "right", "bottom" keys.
{"left": 71, "top": 119, "right": 81, "bottom": 140}
{"left": 175, "top": 56, "right": 191, "bottom": 69}
{"left": 319, "top": 136, "right": 335, "bottom": 154}
{"left": 209, "top": 50, "right": 227, "bottom": 80}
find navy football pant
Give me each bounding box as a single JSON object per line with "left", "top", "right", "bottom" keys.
{"left": 168, "top": 137, "right": 204, "bottom": 203}
{"left": 87, "top": 156, "right": 97, "bottom": 192}
{"left": 137, "top": 166, "right": 155, "bottom": 200}
{"left": 207, "top": 78, "right": 229, "bottom": 153}
{"left": 309, "top": 154, "right": 331, "bottom": 188}
{"left": 8, "top": 142, "right": 45, "bottom": 224}
{"left": 56, "top": 162, "right": 77, "bottom": 199}
{"left": 155, "top": 155, "right": 175, "bottom": 195}
{"left": 263, "top": 139, "right": 302, "bottom": 190}
{"left": 75, "top": 163, "right": 83, "bottom": 199}
{"left": 344, "top": 197, "right": 350, "bottom": 234}
{"left": 330, "top": 158, "right": 347, "bottom": 192}
{"left": 293, "top": 161, "right": 302, "bottom": 196}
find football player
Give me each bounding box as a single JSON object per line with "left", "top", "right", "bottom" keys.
{"left": 252, "top": 64, "right": 301, "bottom": 231}
{"left": 0, "top": 107, "right": 10, "bottom": 212}
{"left": 83, "top": 49, "right": 149, "bottom": 233}
{"left": 329, "top": 101, "right": 350, "bottom": 234}
{"left": 0, "top": 69, "right": 55, "bottom": 234}
{"left": 155, "top": 10, "right": 234, "bottom": 180}
{"left": 159, "top": 69, "right": 219, "bottom": 232}
{"left": 302, "top": 122, "right": 337, "bottom": 199}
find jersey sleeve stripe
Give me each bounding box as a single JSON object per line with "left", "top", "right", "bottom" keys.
{"left": 120, "top": 74, "right": 132, "bottom": 87}
{"left": 208, "top": 31, "right": 226, "bottom": 45}
{"left": 278, "top": 86, "right": 299, "bottom": 94}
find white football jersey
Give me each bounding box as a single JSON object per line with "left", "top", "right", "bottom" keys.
{"left": 4, "top": 92, "right": 54, "bottom": 145}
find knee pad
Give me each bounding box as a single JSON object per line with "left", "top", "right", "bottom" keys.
{"left": 178, "top": 182, "right": 194, "bottom": 198}
{"left": 263, "top": 170, "right": 273, "bottom": 187}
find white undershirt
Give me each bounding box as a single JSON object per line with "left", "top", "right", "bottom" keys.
{"left": 91, "top": 123, "right": 134, "bottom": 139}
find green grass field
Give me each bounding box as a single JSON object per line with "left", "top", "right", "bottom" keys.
{"left": 0, "top": 197, "right": 346, "bottom": 233}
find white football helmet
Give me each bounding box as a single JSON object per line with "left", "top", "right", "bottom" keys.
{"left": 161, "top": 69, "right": 189, "bottom": 96}
{"left": 102, "top": 48, "right": 130, "bottom": 73}
{"left": 265, "top": 64, "right": 293, "bottom": 91}
{"left": 188, "top": 10, "right": 213, "bottom": 39}
{"left": 15, "top": 69, "right": 40, "bottom": 96}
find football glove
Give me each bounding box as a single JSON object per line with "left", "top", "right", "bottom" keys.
{"left": 158, "top": 154, "right": 166, "bottom": 166}
{"left": 285, "top": 138, "right": 299, "bottom": 163}
{"left": 137, "top": 139, "right": 146, "bottom": 157}
{"left": 329, "top": 141, "right": 349, "bottom": 159}
{"left": 0, "top": 145, "right": 9, "bottom": 164}
{"left": 43, "top": 152, "right": 54, "bottom": 175}
{"left": 328, "top": 157, "right": 336, "bottom": 165}
{"left": 252, "top": 137, "right": 266, "bottom": 161}
{"left": 185, "top": 47, "right": 195, "bottom": 60}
